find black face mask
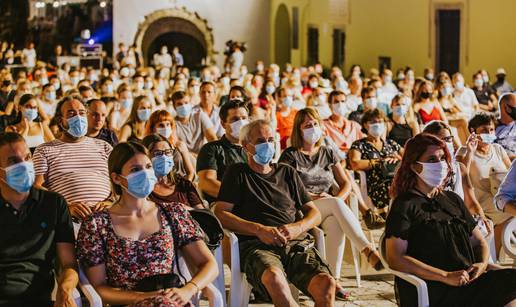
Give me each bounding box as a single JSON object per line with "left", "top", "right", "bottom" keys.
{"left": 497, "top": 75, "right": 506, "bottom": 82}
{"left": 420, "top": 92, "right": 431, "bottom": 99}
{"left": 507, "top": 104, "right": 516, "bottom": 120}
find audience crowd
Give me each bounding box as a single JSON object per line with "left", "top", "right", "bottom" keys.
{"left": 0, "top": 42, "right": 515, "bottom": 307}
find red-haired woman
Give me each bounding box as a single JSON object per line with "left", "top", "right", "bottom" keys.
{"left": 385, "top": 133, "right": 516, "bottom": 307}
{"left": 147, "top": 110, "right": 195, "bottom": 181}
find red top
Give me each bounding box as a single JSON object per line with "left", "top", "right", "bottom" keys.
{"left": 418, "top": 107, "right": 442, "bottom": 124}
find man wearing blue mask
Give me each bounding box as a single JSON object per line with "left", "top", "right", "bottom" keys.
{"left": 173, "top": 91, "right": 217, "bottom": 156}
{"left": 33, "top": 96, "right": 113, "bottom": 220}
{"left": 0, "top": 132, "right": 78, "bottom": 306}
{"left": 214, "top": 119, "right": 336, "bottom": 306}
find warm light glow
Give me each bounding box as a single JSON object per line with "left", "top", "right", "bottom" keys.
{"left": 53, "top": 1, "right": 60, "bottom": 8}
{"left": 99, "top": 1, "right": 106, "bottom": 8}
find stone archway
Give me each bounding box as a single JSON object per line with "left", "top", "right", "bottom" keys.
{"left": 134, "top": 7, "right": 216, "bottom": 67}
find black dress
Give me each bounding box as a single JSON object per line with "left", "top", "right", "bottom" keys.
{"left": 388, "top": 116, "right": 413, "bottom": 147}
{"left": 385, "top": 190, "right": 516, "bottom": 307}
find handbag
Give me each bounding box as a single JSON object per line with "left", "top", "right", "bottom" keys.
{"left": 380, "top": 160, "right": 400, "bottom": 179}
{"left": 188, "top": 208, "right": 224, "bottom": 250}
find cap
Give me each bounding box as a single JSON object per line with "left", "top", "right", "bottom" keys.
{"left": 496, "top": 68, "right": 506, "bottom": 75}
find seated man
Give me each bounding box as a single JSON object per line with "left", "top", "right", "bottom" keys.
{"left": 33, "top": 96, "right": 113, "bottom": 220}
{"left": 0, "top": 132, "right": 78, "bottom": 306}
{"left": 495, "top": 159, "right": 516, "bottom": 216}
{"left": 197, "top": 99, "right": 249, "bottom": 204}
{"left": 496, "top": 93, "right": 516, "bottom": 160}
{"left": 214, "top": 119, "right": 336, "bottom": 306}
{"left": 173, "top": 90, "right": 217, "bottom": 156}
{"left": 86, "top": 98, "right": 119, "bottom": 147}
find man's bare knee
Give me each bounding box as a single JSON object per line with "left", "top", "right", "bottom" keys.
{"left": 308, "top": 273, "right": 336, "bottom": 303}
{"left": 261, "top": 266, "right": 289, "bottom": 288}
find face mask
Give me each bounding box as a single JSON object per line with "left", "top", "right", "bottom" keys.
{"left": 337, "top": 80, "right": 348, "bottom": 90}
{"left": 23, "top": 108, "right": 38, "bottom": 121}
{"left": 40, "top": 78, "right": 49, "bottom": 85}
{"left": 152, "top": 155, "right": 174, "bottom": 177}
{"left": 282, "top": 96, "right": 293, "bottom": 108}
{"left": 392, "top": 105, "right": 408, "bottom": 117}
{"left": 309, "top": 81, "right": 318, "bottom": 89}
{"left": 256, "top": 64, "right": 264, "bottom": 71}
{"left": 441, "top": 86, "right": 453, "bottom": 96}
{"left": 122, "top": 169, "right": 157, "bottom": 199}
{"left": 145, "top": 81, "right": 153, "bottom": 90}
{"left": 474, "top": 79, "right": 484, "bottom": 88}
{"left": 332, "top": 102, "right": 349, "bottom": 117}
{"left": 420, "top": 92, "right": 431, "bottom": 99}
{"left": 176, "top": 104, "right": 192, "bottom": 118}
{"left": 365, "top": 97, "right": 378, "bottom": 110}
{"left": 480, "top": 133, "right": 496, "bottom": 144}
{"left": 122, "top": 98, "right": 133, "bottom": 109}
{"left": 455, "top": 81, "right": 465, "bottom": 90}
{"left": 482, "top": 75, "right": 489, "bottom": 83}
{"left": 368, "top": 122, "right": 385, "bottom": 138}
{"left": 1, "top": 161, "right": 35, "bottom": 193}
{"left": 136, "top": 82, "right": 144, "bottom": 91}
{"left": 106, "top": 84, "right": 114, "bottom": 94}
{"left": 191, "top": 85, "right": 200, "bottom": 94}
{"left": 302, "top": 126, "right": 323, "bottom": 145}
{"left": 446, "top": 141, "right": 455, "bottom": 157}
{"left": 221, "top": 78, "right": 230, "bottom": 87}
{"left": 46, "top": 91, "right": 56, "bottom": 101}
{"left": 266, "top": 85, "right": 275, "bottom": 95}
{"left": 384, "top": 76, "right": 392, "bottom": 83}
{"left": 157, "top": 126, "right": 172, "bottom": 139}
{"left": 397, "top": 73, "right": 405, "bottom": 80}
{"left": 507, "top": 105, "right": 516, "bottom": 120}
{"left": 66, "top": 115, "right": 88, "bottom": 138}
{"left": 120, "top": 68, "right": 130, "bottom": 78}
{"left": 137, "top": 109, "right": 151, "bottom": 122}
{"left": 252, "top": 142, "right": 275, "bottom": 165}
{"left": 425, "top": 74, "right": 434, "bottom": 81}
{"left": 497, "top": 75, "right": 506, "bottom": 82}
{"left": 52, "top": 82, "right": 61, "bottom": 90}
{"left": 230, "top": 119, "right": 249, "bottom": 140}
{"left": 71, "top": 77, "right": 80, "bottom": 86}
{"left": 318, "top": 94, "right": 327, "bottom": 104}
{"left": 416, "top": 161, "right": 448, "bottom": 188}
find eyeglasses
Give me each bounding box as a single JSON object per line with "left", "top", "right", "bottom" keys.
{"left": 442, "top": 136, "right": 454, "bottom": 143}
{"left": 152, "top": 149, "right": 174, "bottom": 157}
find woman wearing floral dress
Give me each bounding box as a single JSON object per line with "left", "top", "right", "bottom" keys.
{"left": 76, "top": 142, "right": 218, "bottom": 306}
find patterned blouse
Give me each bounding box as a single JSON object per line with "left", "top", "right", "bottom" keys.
{"left": 76, "top": 202, "right": 203, "bottom": 291}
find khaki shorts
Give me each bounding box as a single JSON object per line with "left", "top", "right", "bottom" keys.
{"left": 239, "top": 235, "right": 332, "bottom": 302}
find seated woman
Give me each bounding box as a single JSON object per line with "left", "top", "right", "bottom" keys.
{"left": 6, "top": 93, "right": 54, "bottom": 151}
{"left": 77, "top": 142, "right": 218, "bottom": 307}
{"left": 387, "top": 94, "right": 419, "bottom": 147}
{"left": 142, "top": 134, "right": 204, "bottom": 209}
{"left": 458, "top": 113, "right": 513, "bottom": 255}
{"left": 119, "top": 95, "right": 152, "bottom": 142}
{"left": 349, "top": 109, "right": 403, "bottom": 212}
{"left": 275, "top": 87, "right": 297, "bottom": 149}
{"left": 385, "top": 133, "right": 516, "bottom": 307}
{"left": 279, "top": 108, "right": 384, "bottom": 281}
{"left": 306, "top": 87, "right": 332, "bottom": 119}
{"left": 437, "top": 79, "right": 469, "bottom": 143}
{"left": 147, "top": 110, "right": 195, "bottom": 181}
{"left": 413, "top": 80, "right": 448, "bottom": 125}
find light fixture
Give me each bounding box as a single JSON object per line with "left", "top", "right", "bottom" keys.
{"left": 35, "top": 1, "right": 46, "bottom": 8}
{"left": 53, "top": 1, "right": 60, "bottom": 8}
{"left": 88, "top": 39, "right": 95, "bottom": 45}
{"left": 99, "top": 1, "right": 106, "bottom": 8}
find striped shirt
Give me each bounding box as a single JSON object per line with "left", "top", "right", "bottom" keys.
{"left": 33, "top": 137, "right": 112, "bottom": 205}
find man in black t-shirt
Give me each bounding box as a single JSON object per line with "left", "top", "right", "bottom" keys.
{"left": 197, "top": 99, "right": 249, "bottom": 204}
{"left": 214, "top": 119, "right": 336, "bottom": 305}
{"left": 0, "top": 132, "right": 78, "bottom": 306}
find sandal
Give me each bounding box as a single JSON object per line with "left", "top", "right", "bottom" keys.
{"left": 335, "top": 286, "right": 352, "bottom": 301}
{"left": 366, "top": 248, "right": 384, "bottom": 271}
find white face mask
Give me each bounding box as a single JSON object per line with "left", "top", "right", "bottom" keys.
{"left": 368, "top": 122, "right": 385, "bottom": 138}
{"left": 230, "top": 119, "right": 249, "bottom": 140}
{"left": 474, "top": 79, "right": 484, "bottom": 88}
{"left": 302, "top": 126, "right": 323, "bottom": 144}
{"left": 309, "top": 81, "right": 319, "bottom": 89}
{"left": 415, "top": 161, "right": 448, "bottom": 188}
{"left": 365, "top": 97, "right": 378, "bottom": 110}
{"left": 157, "top": 126, "right": 172, "bottom": 139}
{"left": 318, "top": 94, "right": 327, "bottom": 104}
{"left": 480, "top": 133, "right": 496, "bottom": 144}
{"left": 446, "top": 141, "right": 455, "bottom": 158}
{"left": 332, "top": 102, "right": 349, "bottom": 117}
{"left": 455, "top": 81, "right": 465, "bottom": 90}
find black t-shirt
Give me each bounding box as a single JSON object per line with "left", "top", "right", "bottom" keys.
{"left": 0, "top": 188, "right": 74, "bottom": 303}
{"left": 196, "top": 136, "right": 248, "bottom": 203}
{"left": 473, "top": 85, "right": 496, "bottom": 105}
{"left": 279, "top": 146, "right": 339, "bottom": 194}
{"left": 217, "top": 163, "right": 312, "bottom": 241}
{"left": 385, "top": 190, "right": 477, "bottom": 272}
{"left": 94, "top": 127, "right": 119, "bottom": 147}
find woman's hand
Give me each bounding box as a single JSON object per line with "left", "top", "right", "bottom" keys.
{"left": 466, "top": 262, "right": 487, "bottom": 282}
{"left": 441, "top": 270, "right": 470, "bottom": 287}
{"left": 163, "top": 283, "right": 198, "bottom": 305}
{"left": 465, "top": 133, "right": 479, "bottom": 153}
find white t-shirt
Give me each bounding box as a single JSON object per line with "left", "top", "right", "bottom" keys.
{"left": 22, "top": 48, "right": 37, "bottom": 68}
{"left": 453, "top": 88, "right": 478, "bottom": 119}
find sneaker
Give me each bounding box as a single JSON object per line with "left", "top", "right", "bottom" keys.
{"left": 364, "top": 210, "right": 385, "bottom": 229}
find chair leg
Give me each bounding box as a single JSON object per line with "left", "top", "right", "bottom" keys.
{"left": 213, "top": 246, "right": 227, "bottom": 306}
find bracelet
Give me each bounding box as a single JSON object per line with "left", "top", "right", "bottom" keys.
{"left": 188, "top": 281, "right": 200, "bottom": 293}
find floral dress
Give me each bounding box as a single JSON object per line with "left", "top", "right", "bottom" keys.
{"left": 350, "top": 137, "right": 401, "bottom": 209}
{"left": 76, "top": 202, "right": 203, "bottom": 307}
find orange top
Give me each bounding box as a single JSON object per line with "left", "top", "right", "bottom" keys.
{"left": 276, "top": 109, "right": 297, "bottom": 146}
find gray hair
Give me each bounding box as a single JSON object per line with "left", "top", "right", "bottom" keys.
{"left": 239, "top": 119, "right": 272, "bottom": 144}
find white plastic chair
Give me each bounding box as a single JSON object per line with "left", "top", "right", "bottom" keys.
{"left": 213, "top": 245, "right": 227, "bottom": 306}
{"left": 502, "top": 217, "right": 516, "bottom": 263}
{"left": 378, "top": 233, "right": 429, "bottom": 307}
{"left": 78, "top": 267, "right": 103, "bottom": 307}
{"left": 51, "top": 281, "right": 82, "bottom": 306}
{"left": 225, "top": 228, "right": 325, "bottom": 307}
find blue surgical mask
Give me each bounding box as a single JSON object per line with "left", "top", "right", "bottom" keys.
{"left": 365, "top": 98, "right": 378, "bottom": 110}
{"left": 137, "top": 109, "right": 151, "bottom": 122}
{"left": 23, "top": 108, "right": 38, "bottom": 121}
{"left": 368, "top": 122, "right": 385, "bottom": 138}
{"left": 252, "top": 142, "right": 275, "bottom": 165}
{"left": 480, "top": 133, "right": 497, "bottom": 144}
{"left": 2, "top": 161, "right": 35, "bottom": 193}
{"left": 392, "top": 105, "right": 408, "bottom": 117}
{"left": 46, "top": 91, "right": 56, "bottom": 101}
{"left": 66, "top": 115, "right": 88, "bottom": 138}
{"left": 282, "top": 96, "right": 293, "bottom": 108}
{"left": 152, "top": 155, "right": 174, "bottom": 177}
{"left": 122, "top": 98, "right": 133, "bottom": 109}
{"left": 122, "top": 169, "right": 157, "bottom": 199}
{"left": 176, "top": 104, "right": 192, "bottom": 118}
{"left": 266, "top": 85, "right": 275, "bottom": 95}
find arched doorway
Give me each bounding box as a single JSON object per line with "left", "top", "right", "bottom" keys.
{"left": 275, "top": 4, "right": 291, "bottom": 67}
{"left": 134, "top": 8, "right": 216, "bottom": 69}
